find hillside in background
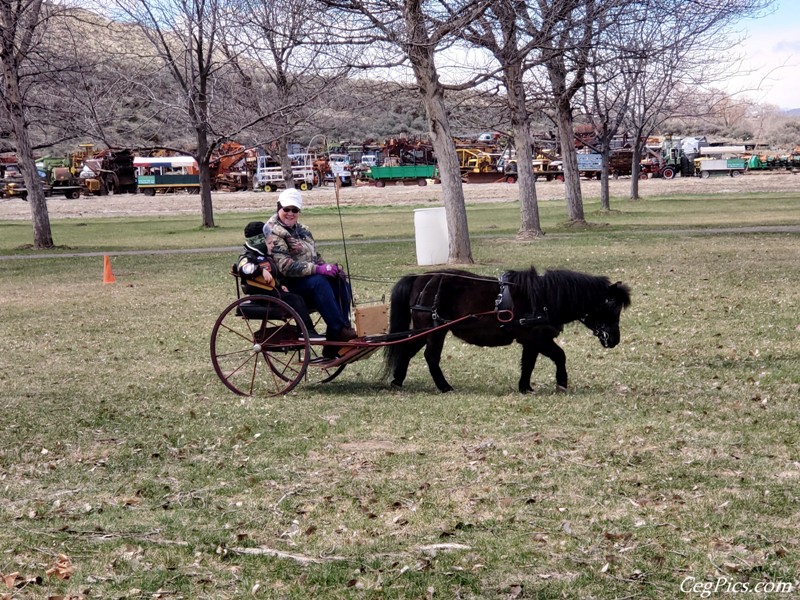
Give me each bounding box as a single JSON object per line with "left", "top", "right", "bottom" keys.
{"left": 3, "top": 6, "right": 800, "bottom": 156}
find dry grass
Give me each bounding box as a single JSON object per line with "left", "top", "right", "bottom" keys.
{"left": 1, "top": 193, "right": 798, "bottom": 598}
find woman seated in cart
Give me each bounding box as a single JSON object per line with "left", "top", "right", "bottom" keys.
{"left": 237, "top": 221, "right": 324, "bottom": 342}
{"left": 267, "top": 189, "right": 357, "bottom": 343}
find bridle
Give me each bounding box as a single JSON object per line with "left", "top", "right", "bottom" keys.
{"left": 578, "top": 298, "right": 617, "bottom": 345}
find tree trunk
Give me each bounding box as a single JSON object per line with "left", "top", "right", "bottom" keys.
{"left": 548, "top": 62, "right": 585, "bottom": 224}
{"left": 195, "top": 126, "right": 215, "bottom": 228}
{"left": 1, "top": 55, "right": 53, "bottom": 248}
{"left": 278, "top": 136, "right": 295, "bottom": 190}
{"left": 405, "top": 5, "right": 472, "bottom": 264}
{"left": 19, "top": 120, "right": 53, "bottom": 248}
{"left": 629, "top": 142, "right": 643, "bottom": 200}
{"left": 600, "top": 146, "right": 610, "bottom": 211}
{"left": 426, "top": 94, "right": 473, "bottom": 264}
{"left": 505, "top": 63, "right": 543, "bottom": 239}
{"left": 554, "top": 104, "right": 585, "bottom": 223}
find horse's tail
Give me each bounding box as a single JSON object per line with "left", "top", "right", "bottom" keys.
{"left": 383, "top": 275, "right": 416, "bottom": 377}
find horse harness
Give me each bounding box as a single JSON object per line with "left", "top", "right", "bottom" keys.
{"left": 410, "top": 272, "right": 552, "bottom": 330}
{"left": 495, "top": 271, "right": 552, "bottom": 329}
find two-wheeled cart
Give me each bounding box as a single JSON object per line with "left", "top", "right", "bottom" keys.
{"left": 210, "top": 292, "right": 498, "bottom": 397}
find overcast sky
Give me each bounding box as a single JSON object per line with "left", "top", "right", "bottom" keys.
{"left": 729, "top": 0, "right": 800, "bottom": 109}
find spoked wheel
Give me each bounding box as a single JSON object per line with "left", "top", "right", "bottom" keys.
{"left": 210, "top": 296, "right": 310, "bottom": 396}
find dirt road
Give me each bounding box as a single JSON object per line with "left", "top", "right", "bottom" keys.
{"left": 1, "top": 171, "right": 797, "bottom": 220}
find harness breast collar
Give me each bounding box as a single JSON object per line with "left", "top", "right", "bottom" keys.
{"left": 494, "top": 272, "right": 515, "bottom": 323}
{"left": 496, "top": 271, "right": 551, "bottom": 328}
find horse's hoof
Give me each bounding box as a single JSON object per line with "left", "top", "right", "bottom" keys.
{"left": 519, "top": 385, "right": 534, "bottom": 394}
{"left": 556, "top": 384, "right": 568, "bottom": 394}
{"left": 390, "top": 380, "right": 403, "bottom": 390}
{"left": 439, "top": 386, "right": 454, "bottom": 393}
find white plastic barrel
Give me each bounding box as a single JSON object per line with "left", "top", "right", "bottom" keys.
{"left": 414, "top": 207, "right": 449, "bottom": 266}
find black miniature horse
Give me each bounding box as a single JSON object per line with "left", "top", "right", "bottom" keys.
{"left": 384, "top": 267, "right": 631, "bottom": 393}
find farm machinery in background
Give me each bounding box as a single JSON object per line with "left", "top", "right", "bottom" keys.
{"left": 363, "top": 136, "right": 438, "bottom": 186}
{"left": 2, "top": 153, "right": 84, "bottom": 199}
{"left": 744, "top": 151, "right": 800, "bottom": 172}
{"left": 253, "top": 151, "right": 315, "bottom": 192}
{"left": 642, "top": 136, "right": 752, "bottom": 179}
{"left": 209, "top": 142, "right": 254, "bottom": 191}
{"left": 503, "top": 153, "right": 564, "bottom": 183}
{"left": 455, "top": 134, "right": 509, "bottom": 183}
{"left": 74, "top": 145, "right": 138, "bottom": 195}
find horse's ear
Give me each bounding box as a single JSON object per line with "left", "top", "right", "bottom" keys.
{"left": 611, "top": 281, "right": 632, "bottom": 307}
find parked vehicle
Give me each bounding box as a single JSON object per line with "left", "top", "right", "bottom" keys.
{"left": 576, "top": 150, "right": 639, "bottom": 179}
{"left": 367, "top": 164, "right": 437, "bottom": 187}
{"left": 134, "top": 156, "right": 200, "bottom": 195}
{"left": 327, "top": 153, "right": 352, "bottom": 186}
{"left": 253, "top": 153, "right": 314, "bottom": 192}
{"left": 694, "top": 157, "right": 746, "bottom": 178}
{"left": 503, "top": 157, "right": 564, "bottom": 183}
{"left": 80, "top": 148, "right": 138, "bottom": 195}
{"left": 745, "top": 153, "right": 800, "bottom": 171}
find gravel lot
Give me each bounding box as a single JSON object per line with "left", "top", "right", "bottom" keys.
{"left": 1, "top": 171, "right": 797, "bottom": 220}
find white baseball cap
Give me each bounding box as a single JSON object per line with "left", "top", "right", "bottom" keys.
{"left": 279, "top": 188, "right": 302, "bottom": 210}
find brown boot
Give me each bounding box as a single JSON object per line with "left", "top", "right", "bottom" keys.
{"left": 337, "top": 326, "right": 358, "bottom": 342}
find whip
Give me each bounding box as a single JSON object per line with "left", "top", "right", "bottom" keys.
{"left": 333, "top": 176, "right": 355, "bottom": 309}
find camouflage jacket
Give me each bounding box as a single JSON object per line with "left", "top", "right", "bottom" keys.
{"left": 266, "top": 214, "right": 323, "bottom": 278}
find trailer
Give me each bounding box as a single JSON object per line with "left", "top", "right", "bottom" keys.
{"left": 694, "top": 158, "right": 746, "bottom": 179}
{"left": 746, "top": 154, "right": 800, "bottom": 171}
{"left": 367, "top": 164, "right": 438, "bottom": 187}
{"left": 576, "top": 150, "right": 638, "bottom": 179}
{"left": 503, "top": 157, "right": 564, "bottom": 183}
{"left": 134, "top": 156, "right": 200, "bottom": 195}
{"left": 253, "top": 153, "right": 314, "bottom": 192}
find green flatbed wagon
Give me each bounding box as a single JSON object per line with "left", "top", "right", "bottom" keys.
{"left": 367, "top": 165, "right": 438, "bottom": 187}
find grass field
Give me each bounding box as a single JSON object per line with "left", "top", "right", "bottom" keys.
{"left": 1, "top": 193, "right": 798, "bottom": 599}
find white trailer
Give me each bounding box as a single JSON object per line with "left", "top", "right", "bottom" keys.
{"left": 694, "top": 157, "right": 747, "bottom": 178}
{"left": 254, "top": 153, "right": 315, "bottom": 192}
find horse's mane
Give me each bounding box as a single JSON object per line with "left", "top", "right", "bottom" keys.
{"left": 505, "top": 267, "right": 621, "bottom": 323}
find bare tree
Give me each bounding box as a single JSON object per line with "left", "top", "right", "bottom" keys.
{"left": 112, "top": 0, "right": 240, "bottom": 228}
{"left": 460, "top": 0, "right": 545, "bottom": 239}
{"left": 323, "top": 0, "right": 492, "bottom": 264}
{"left": 1, "top": 0, "right": 55, "bottom": 248}
{"left": 528, "top": 0, "right": 601, "bottom": 226}
{"left": 222, "top": 0, "right": 353, "bottom": 189}
{"left": 622, "top": 0, "right": 774, "bottom": 200}
{"left": 578, "top": 5, "right": 638, "bottom": 211}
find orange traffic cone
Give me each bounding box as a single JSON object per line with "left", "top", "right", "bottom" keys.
{"left": 103, "top": 255, "right": 116, "bottom": 284}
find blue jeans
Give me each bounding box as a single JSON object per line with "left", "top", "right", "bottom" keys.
{"left": 285, "top": 274, "right": 352, "bottom": 337}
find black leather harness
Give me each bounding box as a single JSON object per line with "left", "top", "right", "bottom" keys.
{"left": 410, "top": 272, "right": 551, "bottom": 329}
{"left": 496, "top": 271, "right": 552, "bottom": 328}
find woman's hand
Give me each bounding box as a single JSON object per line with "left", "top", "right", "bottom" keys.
{"left": 315, "top": 263, "right": 339, "bottom": 277}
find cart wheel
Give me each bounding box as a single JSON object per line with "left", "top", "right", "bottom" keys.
{"left": 305, "top": 343, "right": 347, "bottom": 385}
{"left": 210, "top": 295, "right": 310, "bottom": 396}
